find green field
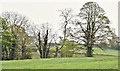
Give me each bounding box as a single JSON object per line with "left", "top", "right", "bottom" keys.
{"left": 2, "top": 56, "right": 118, "bottom": 69}
{"left": 1, "top": 48, "right": 119, "bottom": 69}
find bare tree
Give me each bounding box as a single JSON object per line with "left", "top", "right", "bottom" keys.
{"left": 54, "top": 9, "right": 73, "bottom": 57}
{"left": 68, "top": 2, "right": 115, "bottom": 57}
{"left": 31, "top": 23, "right": 53, "bottom": 58}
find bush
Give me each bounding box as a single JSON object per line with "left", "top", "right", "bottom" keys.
{"left": 24, "top": 48, "right": 33, "bottom": 59}
{"left": 60, "top": 40, "right": 77, "bottom": 57}
{"left": 61, "top": 48, "right": 74, "bottom": 57}
{"left": 48, "top": 48, "right": 55, "bottom": 58}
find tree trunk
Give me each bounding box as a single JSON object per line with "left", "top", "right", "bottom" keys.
{"left": 22, "top": 46, "right": 24, "bottom": 57}
{"left": 43, "top": 30, "right": 48, "bottom": 58}
{"left": 10, "top": 41, "right": 16, "bottom": 60}
{"left": 37, "top": 30, "right": 49, "bottom": 58}
{"left": 46, "top": 48, "right": 50, "bottom": 58}
{"left": 39, "top": 48, "right": 42, "bottom": 58}
{"left": 54, "top": 47, "right": 58, "bottom": 58}
{"left": 37, "top": 32, "right": 42, "bottom": 58}
{"left": 86, "top": 46, "right": 93, "bottom": 57}
{"left": 2, "top": 48, "right": 5, "bottom": 60}
{"left": 10, "top": 48, "right": 15, "bottom": 60}
{"left": 5, "top": 45, "right": 8, "bottom": 60}
{"left": 22, "top": 45, "right": 26, "bottom": 59}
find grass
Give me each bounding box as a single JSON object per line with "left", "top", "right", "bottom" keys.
{"left": 76, "top": 47, "right": 118, "bottom": 56}
{"left": 2, "top": 57, "right": 118, "bottom": 69}
{"left": 2, "top": 45, "right": 119, "bottom": 69}
{"left": 93, "top": 48, "right": 118, "bottom": 56}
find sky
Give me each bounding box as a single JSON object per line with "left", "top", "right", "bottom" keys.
{"left": 0, "top": 0, "right": 119, "bottom": 36}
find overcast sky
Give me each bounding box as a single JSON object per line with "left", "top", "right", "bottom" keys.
{"left": 0, "top": 0, "right": 119, "bottom": 36}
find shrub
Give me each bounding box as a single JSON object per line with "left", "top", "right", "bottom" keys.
{"left": 48, "top": 48, "right": 55, "bottom": 58}
{"left": 24, "top": 48, "right": 33, "bottom": 59}
{"left": 60, "top": 40, "right": 77, "bottom": 57}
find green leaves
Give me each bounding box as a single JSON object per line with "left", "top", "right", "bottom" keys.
{"left": 0, "top": 18, "right": 8, "bottom": 30}
{"left": 1, "top": 28, "right": 15, "bottom": 49}
{"left": 61, "top": 40, "right": 77, "bottom": 57}
{"left": 0, "top": 18, "right": 16, "bottom": 58}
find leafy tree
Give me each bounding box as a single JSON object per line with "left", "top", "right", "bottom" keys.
{"left": 0, "top": 17, "right": 15, "bottom": 60}
{"left": 69, "top": 2, "right": 114, "bottom": 57}
{"left": 2, "top": 31, "right": 15, "bottom": 60}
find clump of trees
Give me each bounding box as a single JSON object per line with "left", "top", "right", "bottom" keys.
{"left": 0, "top": 1, "right": 117, "bottom": 60}
{"left": 1, "top": 12, "right": 32, "bottom": 60}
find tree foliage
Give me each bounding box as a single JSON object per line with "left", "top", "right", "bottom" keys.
{"left": 0, "top": 17, "right": 15, "bottom": 60}
{"left": 61, "top": 40, "right": 76, "bottom": 57}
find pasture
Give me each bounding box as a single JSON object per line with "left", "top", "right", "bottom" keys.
{"left": 2, "top": 48, "right": 119, "bottom": 69}
{"left": 2, "top": 57, "right": 118, "bottom": 69}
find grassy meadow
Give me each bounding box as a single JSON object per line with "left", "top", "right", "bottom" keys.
{"left": 2, "top": 48, "right": 119, "bottom": 69}
{"left": 2, "top": 57, "right": 118, "bottom": 69}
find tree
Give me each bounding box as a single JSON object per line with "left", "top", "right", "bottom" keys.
{"left": 54, "top": 9, "right": 73, "bottom": 57}
{"left": 31, "top": 23, "right": 53, "bottom": 58}
{"left": 8, "top": 24, "right": 31, "bottom": 59}
{"left": 69, "top": 2, "right": 114, "bottom": 57}
{"left": 1, "top": 11, "right": 31, "bottom": 59}
{"left": 1, "top": 11, "right": 30, "bottom": 28}
{"left": 0, "top": 17, "right": 15, "bottom": 60}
